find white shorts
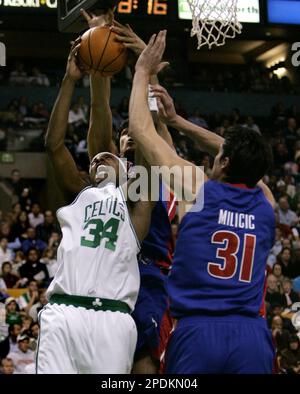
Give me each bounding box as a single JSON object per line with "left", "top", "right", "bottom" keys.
{"left": 36, "top": 303, "right": 137, "bottom": 374}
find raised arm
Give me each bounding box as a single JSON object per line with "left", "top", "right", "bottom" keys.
{"left": 111, "top": 21, "right": 174, "bottom": 148}
{"left": 80, "top": 9, "right": 116, "bottom": 159}
{"left": 88, "top": 75, "right": 115, "bottom": 159}
{"left": 45, "top": 44, "right": 87, "bottom": 202}
{"left": 151, "top": 84, "right": 223, "bottom": 157}
{"left": 129, "top": 32, "right": 205, "bottom": 201}
{"left": 151, "top": 85, "right": 276, "bottom": 207}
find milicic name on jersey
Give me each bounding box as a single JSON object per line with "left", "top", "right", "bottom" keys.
{"left": 218, "top": 209, "right": 255, "bottom": 230}
{"left": 84, "top": 196, "right": 125, "bottom": 223}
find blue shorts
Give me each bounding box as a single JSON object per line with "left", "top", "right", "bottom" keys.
{"left": 166, "top": 314, "right": 275, "bottom": 374}
{"left": 132, "top": 258, "right": 168, "bottom": 357}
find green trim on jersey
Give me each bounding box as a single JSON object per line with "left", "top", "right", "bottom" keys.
{"left": 49, "top": 294, "right": 131, "bottom": 314}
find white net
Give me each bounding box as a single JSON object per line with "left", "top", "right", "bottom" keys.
{"left": 187, "top": 0, "right": 243, "bottom": 50}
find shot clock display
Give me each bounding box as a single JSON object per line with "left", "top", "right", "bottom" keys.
{"left": 117, "top": 0, "right": 168, "bottom": 15}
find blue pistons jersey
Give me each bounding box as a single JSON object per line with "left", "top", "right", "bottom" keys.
{"left": 141, "top": 181, "right": 176, "bottom": 266}
{"left": 168, "top": 180, "right": 275, "bottom": 318}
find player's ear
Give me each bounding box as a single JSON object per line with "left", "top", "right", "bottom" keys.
{"left": 220, "top": 156, "right": 230, "bottom": 170}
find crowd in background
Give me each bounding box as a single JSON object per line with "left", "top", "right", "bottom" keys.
{"left": 1, "top": 71, "right": 300, "bottom": 374}
{"left": 0, "top": 60, "right": 297, "bottom": 94}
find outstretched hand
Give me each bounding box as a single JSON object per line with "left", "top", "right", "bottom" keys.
{"left": 80, "top": 8, "right": 114, "bottom": 28}
{"left": 110, "top": 21, "right": 146, "bottom": 57}
{"left": 135, "top": 30, "right": 168, "bottom": 76}
{"left": 150, "top": 84, "right": 177, "bottom": 124}
{"left": 66, "top": 38, "right": 84, "bottom": 82}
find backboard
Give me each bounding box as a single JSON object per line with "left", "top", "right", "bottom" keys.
{"left": 58, "top": 0, "right": 119, "bottom": 33}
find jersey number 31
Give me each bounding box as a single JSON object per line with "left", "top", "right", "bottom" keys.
{"left": 208, "top": 230, "right": 256, "bottom": 283}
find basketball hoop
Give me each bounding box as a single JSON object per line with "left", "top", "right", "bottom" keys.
{"left": 187, "top": 0, "right": 243, "bottom": 50}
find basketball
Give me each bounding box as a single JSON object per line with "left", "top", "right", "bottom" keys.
{"left": 77, "top": 26, "right": 128, "bottom": 77}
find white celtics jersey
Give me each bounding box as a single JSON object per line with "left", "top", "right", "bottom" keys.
{"left": 47, "top": 183, "right": 140, "bottom": 311}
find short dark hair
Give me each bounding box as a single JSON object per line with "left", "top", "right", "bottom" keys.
{"left": 222, "top": 126, "right": 273, "bottom": 188}
{"left": 27, "top": 248, "right": 39, "bottom": 257}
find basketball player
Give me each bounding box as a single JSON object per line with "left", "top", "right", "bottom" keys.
{"left": 36, "top": 42, "right": 154, "bottom": 374}
{"left": 129, "top": 31, "right": 276, "bottom": 373}
{"left": 79, "top": 10, "right": 176, "bottom": 373}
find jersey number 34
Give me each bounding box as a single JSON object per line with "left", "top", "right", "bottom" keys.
{"left": 80, "top": 218, "right": 120, "bottom": 251}
{"left": 208, "top": 230, "right": 256, "bottom": 283}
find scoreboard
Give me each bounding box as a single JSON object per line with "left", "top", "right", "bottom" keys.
{"left": 117, "top": 0, "right": 168, "bottom": 16}
{"left": 1, "top": 0, "right": 300, "bottom": 27}
{"left": 0, "top": 0, "right": 169, "bottom": 15}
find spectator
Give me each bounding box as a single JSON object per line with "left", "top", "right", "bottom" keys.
{"left": 273, "top": 143, "right": 290, "bottom": 168}
{"left": 36, "top": 210, "right": 59, "bottom": 243}
{"left": 21, "top": 315, "right": 33, "bottom": 334}
{"left": 21, "top": 227, "right": 47, "bottom": 255}
{"left": 29, "top": 67, "right": 50, "bottom": 87}
{"left": 277, "top": 197, "right": 298, "bottom": 227}
{"left": 0, "top": 223, "right": 21, "bottom": 251}
{"left": 12, "top": 251, "right": 25, "bottom": 276}
{"left": 47, "top": 231, "right": 61, "bottom": 254}
{"left": 7, "top": 333, "right": 35, "bottom": 374}
{"left": 11, "top": 203, "right": 22, "bottom": 224}
{"left": 277, "top": 248, "right": 294, "bottom": 278}
{"left": 188, "top": 108, "right": 208, "bottom": 129}
{"left": 0, "top": 357, "right": 14, "bottom": 374}
{"left": 29, "top": 321, "right": 39, "bottom": 351}
{"left": 76, "top": 96, "right": 89, "bottom": 118}
{"left": 272, "top": 263, "right": 285, "bottom": 294}
{"left": 68, "top": 102, "right": 87, "bottom": 126}
{"left": 28, "top": 203, "right": 44, "bottom": 229}
{"left": 5, "top": 297, "right": 21, "bottom": 326}
{"left": 280, "top": 334, "right": 300, "bottom": 374}
{"left": 28, "top": 289, "right": 47, "bottom": 322}
{"left": 281, "top": 279, "right": 299, "bottom": 309}
{"left": 6, "top": 169, "right": 25, "bottom": 200}
{"left": 267, "top": 227, "right": 283, "bottom": 268}
{"left": 271, "top": 315, "right": 290, "bottom": 352}
{"left": 40, "top": 248, "right": 58, "bottom": 280}
{"left": 0, "top": 238, "right": 14, "bottom": 268}
{"left": 7, "top": 323, "right": 22, "bottom": 353}
{"left": 19, "top": 249, "right": 49, "bottom": 287}
{"left": 1, "top": 261, "right": 20, "bottom": 288}
{"left": 18, "top": 280, "right": 39, "bottom": 312}
{"left": 11, "top": 211, "right": 30, "bottom": 241}
{"left": 18, "top": 96, "right": 29, "bottom": 117}
{"left": 265, "top": 274, "right": 284, "bottom": 307}
{"left": 243, "top": 116, "right": 260, "bottom": 133}
{"left": 9, "top": 63, "right": 29, "bottom": 86}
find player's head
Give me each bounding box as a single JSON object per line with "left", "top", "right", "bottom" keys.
{"left": 211, "top": 126, "right": 272, "bottom": 188}
{"left": 89, "top": 152, "right": 127, "bottom": 187}
{"left": 118, "top": 120, "right": 136, "bottom": 161}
